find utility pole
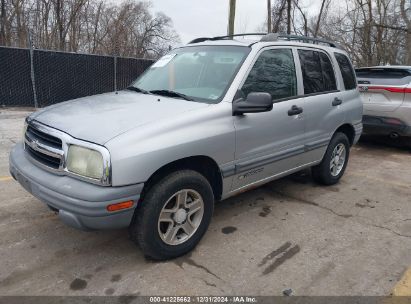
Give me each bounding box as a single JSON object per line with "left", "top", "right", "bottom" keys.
{"left": 228, "top": 0, "right": 236, "bottom": 36}
{"left": 287, "top": 0, "right": 291, "bottom": 34}
{"left": 267, "top": 0, "right": 272, "bottom": 33}
{"left": 27, "top": 31, "right": 38, "bottom": 108}
{"left": 0, "top": 0, "right": 6, "bottom": 45}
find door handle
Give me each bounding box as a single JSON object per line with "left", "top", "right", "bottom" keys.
{"left": 288, "top": 105, "right": 303, "bottom": 116}
{"left": 332, "top": 97, "right": 343, "bottom": 106}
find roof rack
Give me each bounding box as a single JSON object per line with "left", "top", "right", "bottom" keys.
{"left": 188, "top": 33, "right": 267, "bottom": 44}
{"left": 262, "top": 33, "right": 339, "bottom": 48}
{"left": 188, "top": 33, "right": 339, "bottom": 48}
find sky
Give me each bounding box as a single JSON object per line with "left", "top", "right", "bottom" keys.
{"left": 151, "top": 0, "right": 323, "bottom": 45}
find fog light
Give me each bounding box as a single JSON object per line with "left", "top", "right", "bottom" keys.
{"left": 107, "top": 200, "right": 134, "bottom": 212}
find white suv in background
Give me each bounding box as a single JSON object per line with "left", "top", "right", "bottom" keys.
{"left": 356, "top": 66, "right": 411, "bottom": 141}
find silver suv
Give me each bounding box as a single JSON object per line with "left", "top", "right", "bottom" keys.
{"left": 356, "top": 66, "right": 411, "bottom": 141}
{"left": 9, "top": 34, "right": 363, "bottom": 259}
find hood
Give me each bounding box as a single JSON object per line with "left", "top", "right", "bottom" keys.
{"left": 31, "top": 91, "right": 209, "bottom": 145}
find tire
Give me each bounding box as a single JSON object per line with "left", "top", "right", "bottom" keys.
{"left": 129, "top": 170, "right": 214, "bottom": 260}
{"left": 311, "top": 132, "right": 350, "bottom": 185}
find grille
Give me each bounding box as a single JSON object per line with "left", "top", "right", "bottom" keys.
{"left": 26, "top": 125, "right": 62, "bottom": 149}
{"left": 25, "top": 144, "right": 61, "bottom": 169}
{"left": 24, "top": 123, "right": 63, "bottom": 170}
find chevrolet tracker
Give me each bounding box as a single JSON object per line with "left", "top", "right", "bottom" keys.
{"left": 9, "top": 33, "right": 363, "bottom": 259}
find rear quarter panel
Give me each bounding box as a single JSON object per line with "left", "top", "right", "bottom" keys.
{"left": 341, "top": 89, "right": 363, "bottom": 128}
{"left": 305, "top": 49, "right": 363, "bottom": 142}
{"left": 332, "top": 51, "right": 363, "bottom": 134}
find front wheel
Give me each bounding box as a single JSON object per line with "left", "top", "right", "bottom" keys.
{"left": 311, "top": 132, "right": 350, "bottom": 185}
{"left": 129, "top": 170, "right": 214, "bottom": 260}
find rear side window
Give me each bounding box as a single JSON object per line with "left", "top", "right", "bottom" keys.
{"left": 242, "top": 48, "right": 297, "bottom": 100}
{"left": 334, "top": 53, "right": 356, "bottom": 90}
{"left": 319, "top": 53, "right": 337, "bottom": 91}
{"left": 298, "top": 50, "right": 323, "bottom": 94}
{"left": 298, "top": 50, "right": 337, "bottom": 94}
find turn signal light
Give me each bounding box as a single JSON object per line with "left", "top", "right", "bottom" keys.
{"left": 107, "top": 200, "right": 134, "bottom": 212}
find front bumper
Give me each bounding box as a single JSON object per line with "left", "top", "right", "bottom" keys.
{"left": 9, "top": 143, "right": 143, "bottom": 230}
{"left": 362, "top": 115, "right": 411, "bottom": 137}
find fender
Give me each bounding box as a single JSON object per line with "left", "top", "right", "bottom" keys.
{"left": 105, "top": 102, "right": 236, "bottom": 186}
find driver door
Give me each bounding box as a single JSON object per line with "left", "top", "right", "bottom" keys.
{"left": 232, "top": 47, "right": 305, "bottom": 190}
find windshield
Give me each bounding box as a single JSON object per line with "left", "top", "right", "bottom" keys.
{"left": 131, "top": 46, "right": 251, "bottom": 103}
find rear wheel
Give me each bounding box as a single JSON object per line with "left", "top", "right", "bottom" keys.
{"left": 312, "top": 132, "right": 350, "bottom": 185}
{"left": 129, "top": 170, "right": 214, "bottom": 260}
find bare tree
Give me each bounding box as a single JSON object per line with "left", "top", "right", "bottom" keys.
{"left": 262, "top": 0, "right": 409, "bottom": 66}
{"left": 400, "top": 0, "right": 411, "bottom": 64}
{"left": 0, "top": 0, "right": 6, "bottom": 44}
{"left": 313, "top": 0, "right": 329, "bottom": 37}
{"left": 0, "top": 0, "right": 179, "bottom": 58}
{"left": 267, "top": 0, "right": 272, "bottom": 32}
{"left": 293, "top": 0, "right": 308, "bottom": 36}
{"left": 286, "top": 0, "right": 291, "bottom": 34}
{"left": 319, "top": 0, "right": 407, "bottom": 66}
{"left": 270, "top": 0, "right": 287, "bottom": 33}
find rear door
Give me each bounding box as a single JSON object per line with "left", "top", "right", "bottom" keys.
{"left": 356, "top": 68, "right": 411, "bottom": 112}
{"left": 296, "top": 48, "right": 344, "bottom": 164}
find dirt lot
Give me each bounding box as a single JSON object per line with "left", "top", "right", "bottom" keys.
{"left": 1, "top": 108, "right": 411, "bottom": 296}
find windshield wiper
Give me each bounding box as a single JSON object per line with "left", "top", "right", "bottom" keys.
{"left": 149, "top": 89, "right": 193, "bottom": 101}
{"left": 126, "top": 86, "right": 151, "bottom": 94}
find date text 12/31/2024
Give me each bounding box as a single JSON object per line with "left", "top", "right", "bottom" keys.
{"left": 149, "top": 296, "right": 258, "bottom": 303}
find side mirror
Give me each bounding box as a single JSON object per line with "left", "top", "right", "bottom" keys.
{"left": 233, "top": 92, "right": 273, "bottom": 115}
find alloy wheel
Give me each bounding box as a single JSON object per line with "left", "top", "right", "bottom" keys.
{"left": 330, "top": 143, "right": 346, "bottom": 177}
{"left": 157, "top": 189, "right": 204, "bottom": 245}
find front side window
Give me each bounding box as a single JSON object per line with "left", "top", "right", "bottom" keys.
{"left": 241, "top": 49, "right": 297, "bottom": 101}
{"left": 132, "top": 46, "right": 251, "bottom": 103}
{"left": 298, "top": 49, "right": 337, "bottom": 94}
{"left": 334, "top": 53, "right": 357, "bottom": 90}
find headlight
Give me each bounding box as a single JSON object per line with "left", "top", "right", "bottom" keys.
{"left": 66, "top": 145, "right": 104, "bottom": 179}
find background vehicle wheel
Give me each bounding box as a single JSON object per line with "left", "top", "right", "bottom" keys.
{"left": 129, "top": 170, "right": 214, "bottom": 260}
{"left": 311, "top": 132, "right": 350, "bottom": 185}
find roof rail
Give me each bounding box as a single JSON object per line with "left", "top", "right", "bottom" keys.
{"left": 188, "top": 32, "right": 339, "bottom": 48}
{"left": 262, "top": 33, "right": 339, "bottom": 48}
{"left": 188, "top": 33, "right": 267, "bottom": 44}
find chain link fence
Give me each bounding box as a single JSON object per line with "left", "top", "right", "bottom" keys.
{"left": 0, "top": 46, "right": 154, "bottom": 108}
